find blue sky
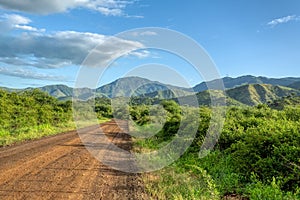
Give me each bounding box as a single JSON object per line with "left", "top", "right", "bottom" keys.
{"left": 0, "top": 0, "right": 299, "bottom": 88}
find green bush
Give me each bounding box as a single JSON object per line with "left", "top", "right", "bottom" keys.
{"left": 246, "top": 175, "right": 300, "bottom": 200}
{"left": 0, "top": 89, "right": 73, "bottom": 145}
{"left": 135, "top": 102, "right": 300, "bottom": 198}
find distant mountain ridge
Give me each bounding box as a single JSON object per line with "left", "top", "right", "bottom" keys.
{"left": 193, "top": 75, "right": 300, "bottom": 92}
{"left": 35, "top": 76, "right": 193, "bottom": 100}
{"left": 173, "top": 83, "right": 300, "bottom": 107}
{"left": 38, "top": 85, "right": 95, "bottom": 101}
{"left": 96, "top": 76, "right": 192, "bottom": 98}
{"left": 1, "top": 75, "right": 300, "bottom": 106}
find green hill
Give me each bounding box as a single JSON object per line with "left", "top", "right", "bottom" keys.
{"left": 227, "top": 84, "right": 300, "bottom": 106}
{"left": 268, "top": 96, "right": 300, "bottom": 110}
{"left": 175, "top": 84, "right": 300, "bottom": 107}
{"left": 176, "top": 90, "right": 244, "bottom": 107}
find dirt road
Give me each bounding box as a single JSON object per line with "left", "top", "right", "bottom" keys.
{"left": 0, "top": 120, "right": 148, "bottom": 200}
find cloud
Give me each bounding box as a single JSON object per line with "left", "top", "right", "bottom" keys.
{"left": 0, "top": 67, "right": 68, "bottom": 81}
{"left": 131, "top": 31, "right": 158, "bottom": 37}
{"left": 129, "top": 50, "right": 150, "bottom": 59}
{"left": 139, "top": 31, "right": 157, "bottom": 36}
{"left": 0, "top": 14, "right": 44, "bottom": 32}
{"left": 267, "top": 15, "right": 300, "bottom": 27}
{"left": 0, "top": 0, "right": 137, "bottom": 16}
{"left": 3, "top": 13, "right": 31, "bottom": 24}
{"left": 15, "top": 25, "right": 45, "bottom": 32}
{"left": 82, "top": 35, "right": 147, "bottom": 67}
{"left": 0, "top": 30, "right": 147, "bottom": 68}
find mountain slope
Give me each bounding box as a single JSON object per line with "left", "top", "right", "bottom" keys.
{"left": 138, "top": 88, "right": 193, "bottom": 99}
{"left": 39, "top": 85, "right": 73, "bottom": 98}
{"left": 227, "top": 84, "right": 300, "bottom": 106}
{"left": 287, "top": 81, "right": 300, "bottom": 90}
{"left": 0, "top": 87, "right": 21, "bottom": 92}
{"left": 176, "top": 90, "right": 244, "bottom": 107}
{"left": 96, "top": 76, "right": 192, "bottom": 98}
{"left": 38, "top": 85, "right": 96, "bottom": 101}
{"left": 268, "top": 96, "right": 300, "bottom": 110}
{"left": 174, "top": 83, "right": 300, "bottom": 107}
{"left": 1, "top": 77, "right": 192, "bottom": 100}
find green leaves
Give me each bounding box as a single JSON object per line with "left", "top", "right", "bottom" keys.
{"left": 0, "top": 89, "right": 72, "bottom": 139}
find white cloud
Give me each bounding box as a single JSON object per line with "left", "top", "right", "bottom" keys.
{"left": 131, "top": 31, "right": 157, "bottom": 37}
{"left": 140, "top": 31, "right": 157, "bottom": 36}
{"left": 0, "top": 14, "right": 44, "bottom": 32}
{"left": 267, "top": 15, "right": 300, "bottom": 27}
{"left": 0, "top": 67, "right": 67, "bottom": 81}
{"left": 3, "top": 13, "right": 31, "bottom": 24}
{"left": 129, "top": 50, "right": 150, "bottom": 59}
{"left": 0, "top": 0, "right": 137, "bottom": 16}
{"left": 0, "top": 30, "right": 147, "bottom": 68}
{"left": 82, "top": 35, "right": 147, "bottom": 67}
{"left": 15, "top": 25, "right": 45, "bottom": 32}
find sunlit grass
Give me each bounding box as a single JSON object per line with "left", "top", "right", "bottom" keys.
{"left": 0, "top": 122, "right": 74, "bottom": 146}
{"left": 0, "top": 117, "right": 110, "bottom": 146}
{"left": 142, "top": 163, "right": 219, "bottom": 199}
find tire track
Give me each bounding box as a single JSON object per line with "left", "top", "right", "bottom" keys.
{"left": 0, "top": 120, "right": 148, "bottom": 200}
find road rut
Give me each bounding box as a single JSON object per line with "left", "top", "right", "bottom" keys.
{"left": 0, "top": 120, "right": 147, "bottom": 200}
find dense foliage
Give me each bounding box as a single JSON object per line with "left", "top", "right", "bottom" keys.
{"left": 0, "top": 89, "right": 72, "bottom": 131}
{"left": 94, "top": 97, "right": 112, "bottom": 118}
{"left": 0, "top": 89, "right": 73, "bottom": 145}
{"left": 133, "top": 100, "right": 300, "bottom": 199}
{"left": 0, "top": 90, "right": 114, "bottom": 146}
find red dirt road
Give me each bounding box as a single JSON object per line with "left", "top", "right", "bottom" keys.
{"left": 0, "top": 120, "right": 148, "bottom": 200}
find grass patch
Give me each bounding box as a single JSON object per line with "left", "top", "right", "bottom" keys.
{"left": 0, "top": 118, "right": 110, "bottom": 147}
{"left": 0, "top": 122, "right": 74, "bottom": 146}
{"left": 134, "top": 136, "right": 220, "bottom": 199}
{"left": 143, "top": 166, "right": 219, "bottom": 200}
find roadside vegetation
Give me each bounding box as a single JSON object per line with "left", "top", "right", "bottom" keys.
{"left": 0, "top": 89, "right": 111, "bottom": 146}
{"left": 131, "top": 100, "right": 300, "bottom": 199}
{"left": 0, "top": 89, "right": 73, "bottom": 146}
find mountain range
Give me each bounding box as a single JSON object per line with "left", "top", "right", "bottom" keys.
{"left": 193, "top": 75, "right": 300, "bottom": 92}
{"left": 1, "top": 75, "right": 300, "bottom": 106}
